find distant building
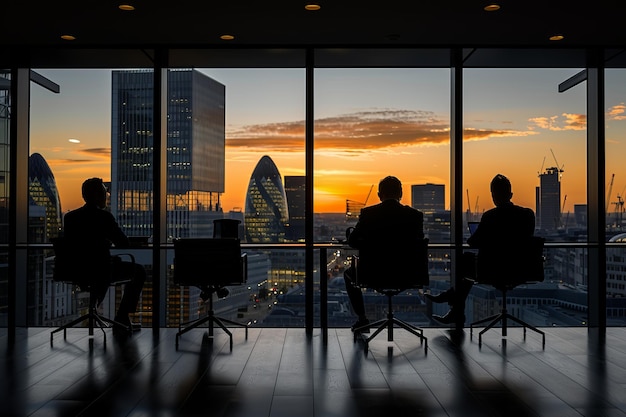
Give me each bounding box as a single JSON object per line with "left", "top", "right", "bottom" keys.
{"left": 284, "top": 175, "right": 305, "bottom": 242}
{"left": 537, "top": 167, "right": 562, "bottom": 231}
{"left": 245, "top": 156, "right": 304, "bottom": 289}
{"left": 244, "top": 155, "right": 289, "bottom": 243}
{"left": 111, "top": 69, "right": 226, "bottom": 240}
{"left": 411, "top": 183, "right": 445, "bottom": 214}
{"left": 28, "top": 153, "right": 62, "bottom": 241}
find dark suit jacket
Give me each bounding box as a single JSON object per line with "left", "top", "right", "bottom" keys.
{"left": 63, "top": 203, "right": 130, "bottom": 274}
{"left": 468, "top": 202, "right": 534, "bottom": 249}
{"left": 347, "top": 199, "right": 426, "bottom": 287}
{"left": 467, "top": 202, "right": 538, "bottom": 285}
{"left": 348, "top": 199, "right": 424, "bottom": 250}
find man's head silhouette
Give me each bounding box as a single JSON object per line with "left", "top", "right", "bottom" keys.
{"left": 378, "top": 176, "right": 402, "bottom": 201}
{"left": 82, "top": 177, "right": 108, "bottom": 208}
{"left": 490, "top": 174, "right": 513, "bottom": 206}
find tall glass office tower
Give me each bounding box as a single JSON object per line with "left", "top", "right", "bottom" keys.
{"left": 537, "top": 167, "right": 562, "bottom": 232}
{"left": 111, "top": 69, "right": 225, "bottom": 240}
{"left": 284, "top": 175, "right": 305, "bottom": 242}
{"left": 244, "top": 155, "right": 289, "bottom": 243}
{"left": 28, "top": 152, "right": 62, "bottom": 241}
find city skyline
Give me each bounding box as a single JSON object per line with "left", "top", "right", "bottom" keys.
{"left": 28, "top": 68, "right": 626, "bottom": 217}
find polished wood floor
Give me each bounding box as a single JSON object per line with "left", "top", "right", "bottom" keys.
{"left": 1, "top": 325, "right": 625, "bottom": 417}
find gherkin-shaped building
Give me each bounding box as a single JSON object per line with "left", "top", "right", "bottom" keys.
{"left": 28, "top": 152, "right": 62, "bottom": 241}
{"left": 244, "top": 155, "right": 289, "bottom": 243}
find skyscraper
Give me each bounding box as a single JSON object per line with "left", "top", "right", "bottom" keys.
{"left": 284, "top": 175, "right": 305, "bottom": 242}
{"left": 244, "top": 155, "right": 289, "bottom": 243}
{"left": 537, "top": 167, "right": 561, "bottom": 231}
{"left": 28, "top": 153, "right": 62, "bottom": 242}
{"left": 411, "top": 183, "right": 445, "bottom": 214}
{"left": 111, "top": 69, "right": 226, "bottom": 240}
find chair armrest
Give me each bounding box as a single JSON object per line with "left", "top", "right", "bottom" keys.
{"left": 113, "top": 253, "right": 136, "bottom": 264}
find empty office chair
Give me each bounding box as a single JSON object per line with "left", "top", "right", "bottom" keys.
{"left": 352, "top": 238, "right": 429, "bottom": 352}
{"left": 470, "top": 236, "right": 546, "bottom": 348}
{"left": 173, "top": 238, "right": 248, "bottom": 349}
{"left": 50, "top": 236, "right": 134, "bottom": 345}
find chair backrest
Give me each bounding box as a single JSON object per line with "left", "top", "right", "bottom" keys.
{"left": 173, "top": 238, "right": 246, "bottom": 287}
{"left": 355, "top": 237, "right": 429, "bottom": 289}
{"left": 476, "top": 236, "right": 545, "bottom": 288}
{"left": 51, "top": 236, "right": 111, "bottom": 286}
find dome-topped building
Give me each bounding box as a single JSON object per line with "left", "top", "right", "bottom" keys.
{"left": 244, "top": 155, "right": 289, "bottom": 243}
{"left": 28, "top": 153, "right": 62, "bottom": 241}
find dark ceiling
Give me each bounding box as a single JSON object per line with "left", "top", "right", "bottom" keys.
{"left": 3, "top": 1, "right": 626, "bottom": 68}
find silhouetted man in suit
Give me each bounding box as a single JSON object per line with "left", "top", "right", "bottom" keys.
{"left": 344, "top": 176, "right": 424, "bottom": 332}
{"left": 428, "top": 174, "right": 535, "bottom": 326}
{"left": 63, "top": 177, "right": 146, "bottom": 329}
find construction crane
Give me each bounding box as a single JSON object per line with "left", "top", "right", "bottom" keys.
{"left": 612, "top": 185, "right": 625, "bottom": 230}
{"left": 346, "top": 184, "right": 374, "bottom": 220}
{"left": 537, "top": 156, "right": 546, "bottom": 176}
{"left": 550, "top": 148, "right": 565, "bottom": 177}
{"left": 466, "top": 189, "right": 472, "bottom": 221}
{"left": 606, "top": 173, "right": 615, "bottom": 214}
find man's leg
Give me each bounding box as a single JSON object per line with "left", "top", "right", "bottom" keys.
{"left": 343, "top": 265, "right": 369, "bottom": 330}
{"left": 432, "top": 252, "right": 475, "bottom": 325}
{"left": 113, "top": 261, "right": 146, "bottom": 325}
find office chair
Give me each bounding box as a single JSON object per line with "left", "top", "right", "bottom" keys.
{"left": 50, "top": 237, "right": 134, "bottom": 345}
{"left": 470, "top": 236, "right": 546, "bottom": 348}
{"left": 173, "top": 238, "right": 248, "bottom": 349}
{"left": 352, "top": 238, "right": 429, "bottom": 352}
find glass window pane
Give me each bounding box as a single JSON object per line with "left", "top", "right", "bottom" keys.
{"left": 30, "top": 69, "right": 154, "bottom": 328}
{"left": 315, "top": 68, "right": 451, "bottom": 328}
{"left": 168, "top": 68, "right": 306, "bottom": 328}
{"left": 605, "top": 68, "right": 626, "bottom": 325}
{"left": 463, "top": 68, "right": 587, "bottom": 328}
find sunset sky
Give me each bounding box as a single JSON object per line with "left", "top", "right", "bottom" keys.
{"left": 29, "top": 68, "right": 626, "bottom": 217}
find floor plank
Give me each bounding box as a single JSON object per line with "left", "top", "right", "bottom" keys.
{"left": 1, "top": 326, "right": 626, "bottom": 416}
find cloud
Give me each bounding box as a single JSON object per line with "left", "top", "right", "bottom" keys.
{"left": 227, "top": 109, "right": 530, "bottom": 152}
{"left": 608, "top": 103, "right": 626, "bottom": 121}
{"left": 528, "top": 113, "right": 586, "bottom": 131}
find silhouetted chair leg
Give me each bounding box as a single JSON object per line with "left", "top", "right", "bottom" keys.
{"left": 354, "top": 290, "right": 427, "bottom": 353}
{"left": 176, "top": 290, "right": 248, "bottom": 350}
{"left": 470, "top": 288, "right": 545, "bottom": 348}
{"left": 50, "top": 291, "right": 131, "bottom": 346}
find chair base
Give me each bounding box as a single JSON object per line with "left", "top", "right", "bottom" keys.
{"left": 355, "top": 315, "right": 428, "bottom": 353}
{"left": 470, "top": 310, "right": 545, "bottom": 349}
{"left": 353, "top": 290, "right": 428, "bottom": 353}
{"left": 50, "top": 308, "right": 132, "bottom": 346}
{"left": 176, "top": 310, "right": 248, "bottom": 350}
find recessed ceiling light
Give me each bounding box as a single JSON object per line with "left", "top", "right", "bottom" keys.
{"left": 305, "top": 4, "right": 321, "bottom": 11}
{"left": 549, "top": 34, "right": 565, "bottom": 41}
{"left": 60, "top": 35, "right": 76, "bottom": 41}
{"left": 119, "top": 4, "right": 135, "bottom": 11}
{"left": 484, "top": 4, "right": 500, "bottom": 11}
{"left": 220, "top": 34, "right": 235, "bottom": 40}
{"left": 68, "top": 139, "right": 80, "bottom": 143}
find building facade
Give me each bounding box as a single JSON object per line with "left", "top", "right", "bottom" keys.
{"left": 244, "top": 155, "right": 289, "bottom": 243}
{"left": 284, "top": 175, "right": 305, "bottom": 242}
{"left": 537, "top": 167, "right": 562, "bottom": 232}
{"left": 111, "top": 69, "right": 226, "bottom": 240}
